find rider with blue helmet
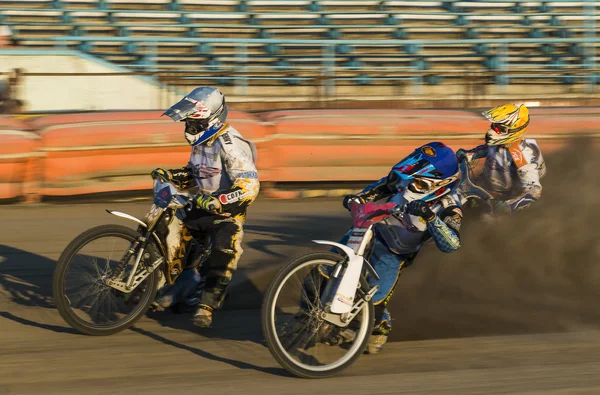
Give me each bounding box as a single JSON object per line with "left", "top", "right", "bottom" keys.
{"left": 342, "top": 141, "right": 463, "bottom": 354}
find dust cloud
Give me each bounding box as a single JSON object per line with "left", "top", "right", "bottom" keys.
{"left": 388, "top": 138, "right": 600, "bottom": 341}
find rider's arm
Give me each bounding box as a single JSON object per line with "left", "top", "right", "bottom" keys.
{"left": 503, "top": 143, "right": 543, "bottom": 212}
{"left": 168, "top": 166, "right": 195, "bottom": 189}
{"left": 459, "top": 144, "right": 489, "bottom": 161}
{"left": 426, "top": 205, "right": 463, "bottom": 253}
{"left": 504, "top": 165, "right": 542, "bottom": 211}
{"left": 356, "top": 176, "right": 395, "bottom": 202}
{"left": 215, "top": 132, "right": 260, "bottom": 211}
{"left": 151, "top": 166, "right": 195, "bottom": 189}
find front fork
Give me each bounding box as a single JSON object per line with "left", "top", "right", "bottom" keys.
{"left": 318, "top": 258, "right": 379, "bottom": 328}
{"left": 108, "top": 210, "right": 167, "bottom": 293}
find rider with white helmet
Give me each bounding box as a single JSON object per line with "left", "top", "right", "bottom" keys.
{"left": 342, "top": 142, "right": 464, "bottom": 354}
{"left": 151, "top": 86, "right": 260, "bottom": 328}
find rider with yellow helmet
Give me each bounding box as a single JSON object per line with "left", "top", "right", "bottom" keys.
{"left": 457, "top": 103, "right": 547, "bottom": 213}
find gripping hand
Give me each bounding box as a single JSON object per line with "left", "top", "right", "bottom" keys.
{"left": 342, "top": 194, "right": 365, "bottom": 211}
{"left": 195, "top": 194, "right": 222, "bottom": 214}
{"left": 405, "top": 200, "right": 436, "bottom": 222}
{"left": 151, "top": 168, "right": 172, "bottom": 182}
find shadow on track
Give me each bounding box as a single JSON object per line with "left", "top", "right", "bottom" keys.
{"left": 0, "top": 311, "right": 78, "bottom": 334}
{"left": 0, "top": 245, "right": 55, "bottom": 309}
{"left": 129, "top": 326, "right": 291, "bottom": 377}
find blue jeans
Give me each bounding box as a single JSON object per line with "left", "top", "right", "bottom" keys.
{"left": 332, "top": 230, "right": 407, "bottom": 334}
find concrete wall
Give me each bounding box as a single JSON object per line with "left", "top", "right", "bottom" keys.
{"left": 0, "top": 50, "right": 182, "bottom": 112}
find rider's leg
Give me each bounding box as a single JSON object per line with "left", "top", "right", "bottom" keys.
{"left": 193, "top": 213, "right": 246, "bottom": 328}
{"left": 151, "top": 214, "right": 200, "bottom": 310}
{"left": 365, "top": 240, "right": 407, "bottom": 354}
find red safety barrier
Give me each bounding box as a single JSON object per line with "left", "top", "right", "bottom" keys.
{"left": 0, "top": 129, "right": 41, "bottom": 200}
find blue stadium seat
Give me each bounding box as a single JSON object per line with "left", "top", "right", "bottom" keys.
{"left": 194, "top": 42, "right": 212, "bottom": 55}
{"left": 392, "top": 28, "right": 407, "bottom": 39}
{"left": 3, "top": 0, "right": 597, "bottom": 91}
{"left": 356, "top": 73, "right": 371, "bottom": 85}
{"left": 425, "top": 74, "right": 443, "bottom": 85}
{"left": 264, "top": 42, "right": 280, "bottom": 55}
{"left": 336, "top": 44, "right": 353, "bottom": 55}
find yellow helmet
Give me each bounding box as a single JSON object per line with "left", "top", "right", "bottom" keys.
{"left": 482, "top": 103, "right": 530, "bottom": 146}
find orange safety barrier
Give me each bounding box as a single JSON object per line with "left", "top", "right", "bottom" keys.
{"left": 263, "top": 109, "right": 600, "bottom": 182}
{"left": 1, "top": 108, "right": 599, "bottom": 201}
{"left": 0, "top": 129, "right": 41, "bottom": 200}
{"left": 34, "top": 110, "right": 272, "bottom": 196}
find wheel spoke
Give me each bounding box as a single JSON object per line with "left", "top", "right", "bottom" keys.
{"left": 56, "top": 228, "right": 159, "bottom": 333}
{"left": 266, "top": 255, "right": 373, "bottom": 377}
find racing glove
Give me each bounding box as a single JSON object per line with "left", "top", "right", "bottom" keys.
{"left": 456, "top": 148, "right": 469, "bottom": 162}
{"left": 343, "top": 194, "right": 366, "bottom": 211}
{"left": 195, "top": 194, "right": 222, "bottom": 214}
{"left": 405, "top": 199, "right": 436, "bottom": 222}
{"left": 151, "top": 167, "right": 194, "bottom": 189}
{"left": 151, "top": 168, "right": 172, "bottom": 181}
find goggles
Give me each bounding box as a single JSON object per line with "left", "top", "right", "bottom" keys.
{"left": 185, "top": 118, "right": 210, "bottom": 135}
{"left": 490, "top": 123, "right": 511, "bottom": 134}
{"left": 408, "top": 177, "right": 437, "bottom": 194}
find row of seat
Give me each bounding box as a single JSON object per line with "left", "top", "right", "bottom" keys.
{"left": 7, "top": 21, "right": 590, "bottom": 42}
{"left": 2, "top": 8, "right": 598, "bottom": 26}
{"left": 1, "top": 0, "right": 596, "bottom": 89}
{"left": 6, "top": 0, "right": 600, "bottom": 13}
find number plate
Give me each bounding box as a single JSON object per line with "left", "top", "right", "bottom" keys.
{"left": 346, "top": 228, "right": 366, "bottom": 250}
{"left": 143, "top": 204, "right": 162, "bottom": 226}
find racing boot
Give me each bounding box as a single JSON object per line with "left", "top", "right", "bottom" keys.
{"left": 366, "top": 308, "right": 392, "bottom": 354}
{"left": 193, "top": 304, "right": 215, "bottom": 328}
{"left": 192, "top": 289, "right": 226, "bottom": 328}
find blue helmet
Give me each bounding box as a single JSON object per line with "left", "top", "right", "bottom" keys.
{"left": 387, "top": 141, "right": 459, "bottom": 202}
{"left": 162, "top": 86, "right": 228, "bottom": 146}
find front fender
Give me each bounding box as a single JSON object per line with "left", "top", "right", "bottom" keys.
{"left": 312, "top": 240, "right": 355, "bottom": 260}
{"left": 107, "top": 210, "right": 147, "bottom": 228}
{"left": 312, "top": 240, "right": 364, "bottom": 314}
{"left": 106, "top": 210, "right": 167, "bottom": 263}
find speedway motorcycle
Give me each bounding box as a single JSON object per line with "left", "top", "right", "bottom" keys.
{"left": 260, "top": 158, "right": 493, "bottom": 378}
{"left": 52, "top": 178, "right": 212, "bottom": 336}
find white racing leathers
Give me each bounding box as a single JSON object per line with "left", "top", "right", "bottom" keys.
{"left": 162, "top": 124, "right": 259, "bottom": 293}
{"left": 466, "top": 138, "right": 547, "bottom": 211}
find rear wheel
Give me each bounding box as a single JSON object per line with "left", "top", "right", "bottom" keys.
{"left": 261, "top": 252, "right": 374, "bottom": 379}
{"left": 52, "top": 225, "right": 160, "bottom": 336}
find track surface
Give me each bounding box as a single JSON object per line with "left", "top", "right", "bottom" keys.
{"left": 2, "top": 198, "right": 600, "bottom": 394}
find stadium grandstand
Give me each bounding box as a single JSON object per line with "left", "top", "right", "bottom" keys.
{"left": 0, "top": 0, "right": 598, "bottom": 105}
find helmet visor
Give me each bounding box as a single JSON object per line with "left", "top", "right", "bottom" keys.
{"left": 163, "top": 97, "right": 211, "bottom": 122}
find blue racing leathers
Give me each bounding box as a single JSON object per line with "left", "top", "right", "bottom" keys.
{"left": 351, "top": 177, "right": 463, "bottom": 336}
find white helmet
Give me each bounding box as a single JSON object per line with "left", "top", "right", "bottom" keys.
{"left": 163, "top": 86, "right": 228, "bottom": 146}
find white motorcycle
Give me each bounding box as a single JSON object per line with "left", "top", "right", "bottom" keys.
{"left": 260, "top": 158, "right": 493, "bottom": 378}
{"left": 52, "top": 178, "right": 212, "bottom": 336}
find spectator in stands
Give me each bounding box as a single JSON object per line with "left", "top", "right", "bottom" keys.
{"left": 150, "top": 86, "right": 260, "bottom": 329}
{"left": 0, "top": 68, "right": 24, "bottom": 114}
{"left": 457, "top": 103, "right": 546, "bottom": 213}
{"left": 0, "top": 25, "right": 14, "bottom": 48}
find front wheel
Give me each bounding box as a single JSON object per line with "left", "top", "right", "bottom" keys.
{"left": 261, "top": 252, "right": 374, "bottom": 379}
{"left": 52, "top": 224, "right": 160, "bottom": 336}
